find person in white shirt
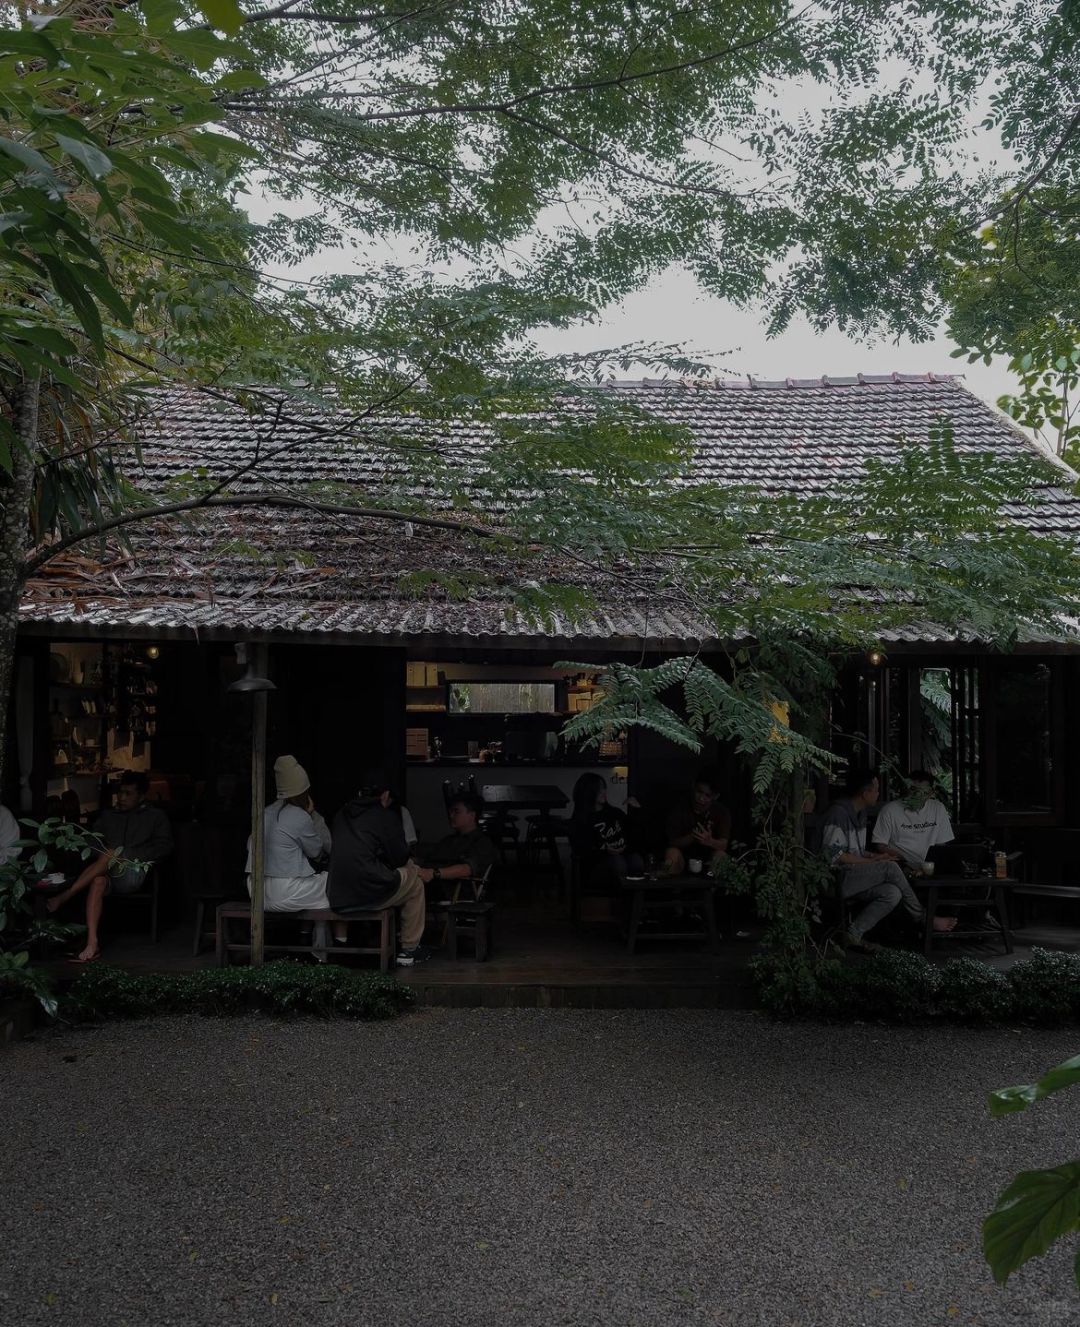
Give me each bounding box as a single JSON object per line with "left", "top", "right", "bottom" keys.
{"left": 0, "top": 803, "right": 20, "bottom": 867}
{"left": 872, "top": 770, "right": 955, "bottom": 868}
{"left": 822, "top": 768, "right": 956, "bottom": 953}
{"left": 246, "top": 756, "right": 345, "bottom": 941}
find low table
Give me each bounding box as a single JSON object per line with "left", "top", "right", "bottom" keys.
{"left": 917, "top": 875, "right": 1017, "bottom": 956}
{"left": 621, "top": 873, "right": 718, "bottom": 955}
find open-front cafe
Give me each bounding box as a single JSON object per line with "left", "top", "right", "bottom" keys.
{"left": 10, "top": 376, "right": 1080, "bottom": 991}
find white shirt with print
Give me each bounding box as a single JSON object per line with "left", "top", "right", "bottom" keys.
{"left": 872, "top": 796, "right": 954, "bottom": 866}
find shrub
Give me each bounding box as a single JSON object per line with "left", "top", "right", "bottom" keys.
{"left": 935, "top": 958, "right": 1012, "bottom": 1023}
{"left": 758, "top": 947, "right": 1080, "bottom": 1026}
{"left": 59, "top": 961, "right": 414, "bottom": 1024}
{"left": 1008, "top": 948, "right": 1080, "bottom": 1025}
{"left": 813, "top": 948, "right": 940, "bottom": 1022}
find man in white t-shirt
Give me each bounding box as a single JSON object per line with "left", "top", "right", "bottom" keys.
{"left": 872, "top": 770, "right": 954, "bottom": 868}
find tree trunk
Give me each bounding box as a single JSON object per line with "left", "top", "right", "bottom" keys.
{"left": 0, "top": 375, "right": 41, "bottom": 789}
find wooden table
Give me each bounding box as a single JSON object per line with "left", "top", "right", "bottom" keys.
{"left": 918, "top": 875, "right": 1017, "bottom": 956}
{"left": 480, "top": 784, "right": 569, "bottom": 888}
{"left": 621, "top": 872, "right": 718, "bottom": 955}
{"left": 479, "top": 784, "right": 568, "bottom": 813}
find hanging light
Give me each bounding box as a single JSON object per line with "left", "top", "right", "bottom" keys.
{"left": 145, "top": 645, "right": 160, "bottom": 661}
{"left": 866, "top": 647, "right": 887, "bottom": 668}
{"left": 228, "top": 642, "right": 276, "bottom": 693}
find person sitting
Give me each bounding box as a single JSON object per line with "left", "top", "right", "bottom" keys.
{"left": 246, "top": 755, "right": 346, "bottom": 942}
{"left": 46, "top": 771, "right": 173, "bottom": 963}
{"left": 822, "top": 768, "right": 956, "bottom": 954}
{"left": 569, "top": 773, "right": 643, "bottom": 887}
{"left": 328, "top": 770, "right": 429, "bottom": 966}
{"left": 0, "top": 801, "right": 19, "bottom": 867}
{"left": 391, "top": 795, "right": 419, "bottom": 851}
{"left": 414, "top": 791, "right": 497, "bottom": 898}
{"left": 872, "top": 769, "right": 955, "bottom": 869}
{"left": 664, "top": 766, "right": 731, "bottom": 874}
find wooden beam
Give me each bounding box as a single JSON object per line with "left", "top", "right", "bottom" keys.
{"left": 249, "top": 643, "right": 270, "bottom": 967}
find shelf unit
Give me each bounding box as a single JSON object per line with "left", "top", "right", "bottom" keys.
{"left": 46, "top": 642, "right": 156, "bottom": 816}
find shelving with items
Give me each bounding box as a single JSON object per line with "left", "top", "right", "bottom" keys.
{"left": 45, "top": 641, "right": 156, "bottom": 816}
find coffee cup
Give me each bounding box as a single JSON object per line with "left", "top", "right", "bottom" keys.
{"left": 688, "top": 858, "right": 703, "bottom": 875}
{"left": 921, "top": 860, "right": 935, "bottom": 877}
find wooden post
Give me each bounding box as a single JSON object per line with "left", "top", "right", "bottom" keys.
{"left": 249, "top": 644, "right": 269, "bottom": 967}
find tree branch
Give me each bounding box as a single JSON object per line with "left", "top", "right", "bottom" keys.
{"left": 22, "top": 490, "right": 503, "bottom": 579}
{"left": 223, "top": 5, "right": 812, "bottom": 123}
{"left": 984, "top": 103, "right": 1080, "bottom": 223}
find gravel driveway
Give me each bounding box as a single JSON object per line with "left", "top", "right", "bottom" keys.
{"left": 2, "top": 1010, "right": 1078, "bottom": 1326}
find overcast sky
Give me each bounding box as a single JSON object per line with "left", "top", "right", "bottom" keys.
{"left": 529, "top": 264, "right": 1015, "bottom": 410}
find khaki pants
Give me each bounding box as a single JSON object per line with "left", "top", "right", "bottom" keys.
{"left": 383, "top": 862, "right": 426, "bottom": 949}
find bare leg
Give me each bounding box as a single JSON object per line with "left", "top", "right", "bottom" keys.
{"left": 75, "top": 875, "right": 108, "bottom": 962}
{"left": 46, "top": 850, "right": 113, "bottom": 913}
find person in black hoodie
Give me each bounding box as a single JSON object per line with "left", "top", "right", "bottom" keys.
{"left": 328, "top": 770, "right": 429, "bottom": 966}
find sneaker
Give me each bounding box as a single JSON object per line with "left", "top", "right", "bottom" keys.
{"left": 842, "top": 931, "right": 882, "bottom": 955}
{"left": 396, "top": 945, "right": 432, "bottom": 967}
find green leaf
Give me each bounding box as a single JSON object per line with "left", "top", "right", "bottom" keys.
{"left": 195, "top": 0, "right": 245, "bottom": 35}
{"left": 0, "top": 210, "right": 33, "bottom": 234}
{"left": 187, "top": 130, "right": 261, "bottom": 162}
{"left": 55, "top": 134, "right": 112, "bottom": 180}
{"left": 991, "top": 1054, "right": 1080, "bottom": 1117}
{"left": 39, "top": 256, "right": 104, "bottom": 350}
{"left": 983, "top": 1162, "right": 1080, "bottom": 1284}
{"left": 0, "top": 28, "right": 61, "bottom": 63}
{"left": 140, "top": 0, "right": 184, "bottom": 35}
{"left": 214, "top": 69, "right": 267, "bottom": 92}
{"left": 14, "top": 325, "right": 80, "bottom": 357}
{"left": 164, "top": 27, "right": 238, "bottom": 71}
{"left": 73, "top": 263, "right": 134, "bottom": 327}
{"left": 0, "top": 137, "right": 61, "bottom": 187}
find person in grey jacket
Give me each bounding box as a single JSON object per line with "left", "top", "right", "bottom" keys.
{"left": 46, "top": 770, "right": 172, "bottom": 963}
{"left": 328, "top": 770, "right": 428, "bottom": 965}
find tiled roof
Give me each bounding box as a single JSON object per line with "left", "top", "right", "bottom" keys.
{"left": 20, "top": 376, "right": 1080, "bottom": 648}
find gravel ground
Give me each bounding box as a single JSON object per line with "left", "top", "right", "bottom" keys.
{"left": 2, "top": 1010, "right": 1078, "bottom": 1327}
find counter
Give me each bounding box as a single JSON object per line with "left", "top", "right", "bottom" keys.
{"left": 405, "top": 763, "right": 631, "bottom": 838}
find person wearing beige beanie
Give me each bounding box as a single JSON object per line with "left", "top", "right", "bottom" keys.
{"left": 273, "top": 754, "right": 310, "bottom": 801}
{"left": 247, "top": 756, "right": 344, "bottom": 939}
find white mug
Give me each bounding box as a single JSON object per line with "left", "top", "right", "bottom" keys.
{"left": 921, "top": 860, "right": 935, "bottom": 877}
{"left": 688, "top": 858, "right": 703, "bottom": 875}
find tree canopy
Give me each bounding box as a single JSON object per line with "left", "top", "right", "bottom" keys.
{"left": 4, "top": 0, "right": 1080, "bottom": 774}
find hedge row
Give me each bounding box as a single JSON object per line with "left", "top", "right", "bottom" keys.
{"left": 58, "top": 960, "right": 414, "bottom": 1023}
{"left": 802, "top": 946, "right": 1080, "bottom": 1025}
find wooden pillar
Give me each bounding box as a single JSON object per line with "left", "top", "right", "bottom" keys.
{"left": 249, "top": 643, "right": 269, "bottom": 967}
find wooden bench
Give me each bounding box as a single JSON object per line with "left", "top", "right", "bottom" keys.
{"left": 1009, "top": 882, "right": 1080, "bottom": 926}
{"left": 215, "top": 902, "right": 395, "bottom": 972}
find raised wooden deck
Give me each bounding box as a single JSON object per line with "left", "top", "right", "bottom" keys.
{"left": 36, "top": 901, "right": 1080, "bottom": 1010}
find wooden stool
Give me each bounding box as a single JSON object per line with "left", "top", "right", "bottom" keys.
{"left": 447, "top": 901, "right": 495, "bottom": 961}
{"left": 192, "top": 893, "right": 229, "bottom": 956}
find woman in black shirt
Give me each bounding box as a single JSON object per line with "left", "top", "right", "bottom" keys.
{"left": 570, "top": 773, "right": 644, "bottom": 889}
